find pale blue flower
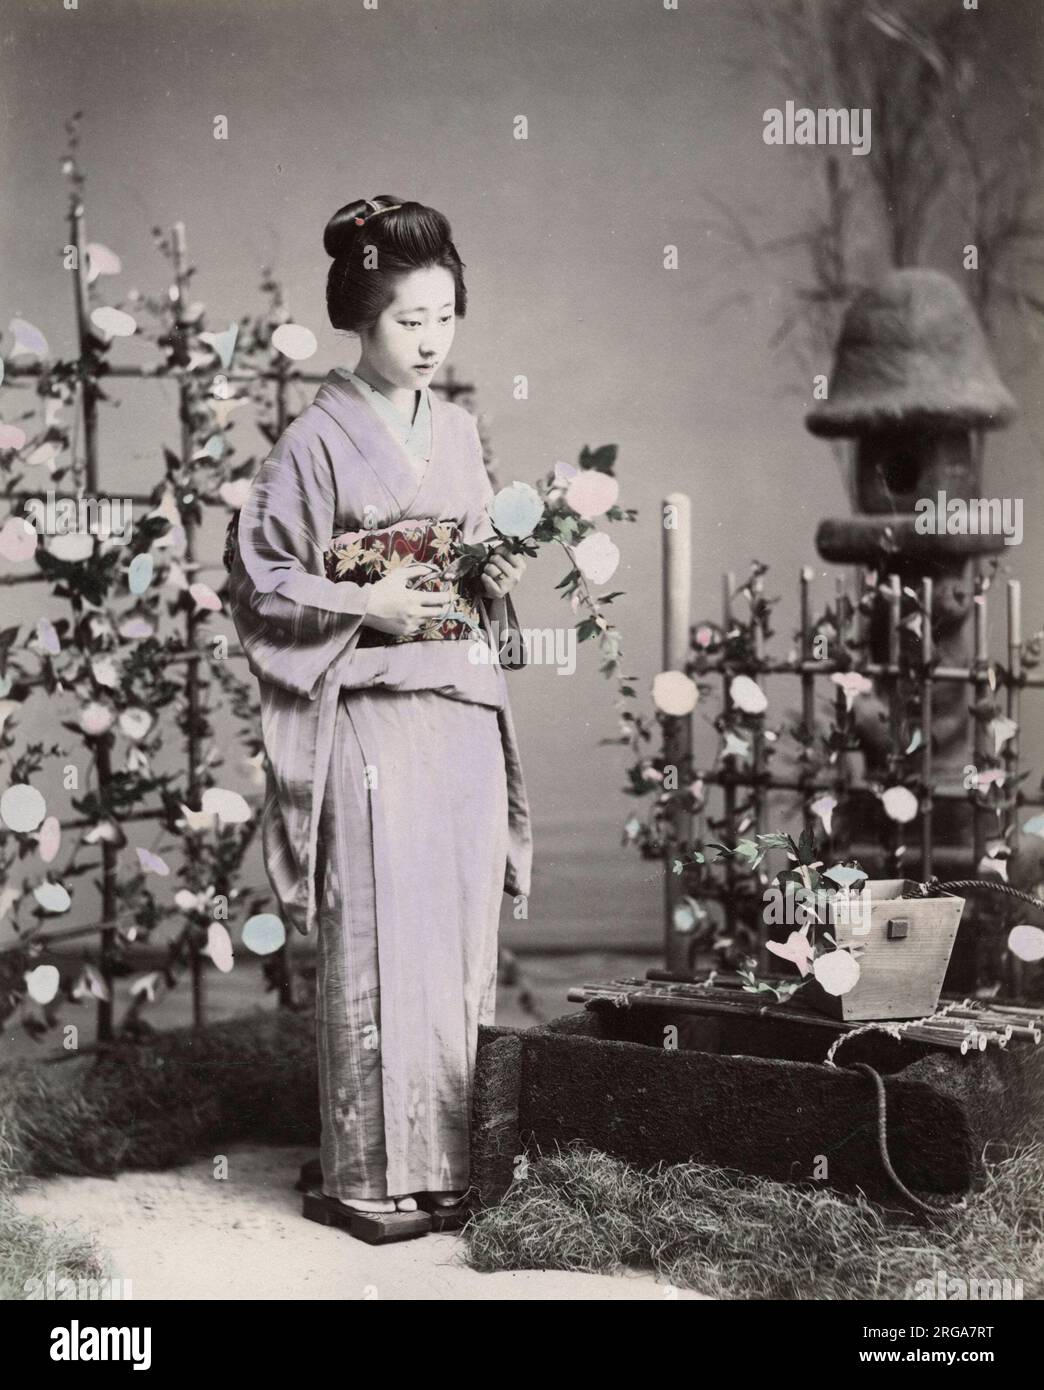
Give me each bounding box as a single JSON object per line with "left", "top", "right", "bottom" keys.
{"left": 489, "top": 481, "right": 544, "bottom": 538}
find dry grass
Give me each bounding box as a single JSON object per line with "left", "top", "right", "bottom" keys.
{"left": 464, "top": 1143, "right": 1044, "bottom": 1300}
{"left": 0, "top": 1009, "right": 318, "bottom": 1179}
{"left": 0, "top": 1185, "right": 109, "bottom": 1301}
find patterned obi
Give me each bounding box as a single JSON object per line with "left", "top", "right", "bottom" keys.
{"left": 324, "top": 518, "right": 484, "bottom": 647}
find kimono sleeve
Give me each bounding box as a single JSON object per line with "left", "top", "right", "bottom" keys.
{"left": 226, "top": 434, "right": 372, "bottom": 700}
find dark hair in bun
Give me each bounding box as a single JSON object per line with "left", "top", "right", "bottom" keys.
{"left": 323, "top": 196, "right": 467, "bottom": 333}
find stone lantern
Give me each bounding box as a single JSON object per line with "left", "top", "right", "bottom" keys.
{"left": 807, "top": 269, "right": 1017, "bottom": 876}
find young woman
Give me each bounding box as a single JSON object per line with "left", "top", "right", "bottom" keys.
{"left": 227, "top": 196, "right": 532, "bottom": 1220}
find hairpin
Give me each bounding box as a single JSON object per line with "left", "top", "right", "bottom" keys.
{"left": 353, "top": 201, "right": 404, "bottom": 226}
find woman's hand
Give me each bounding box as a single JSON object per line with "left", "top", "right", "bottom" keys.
{"left": 479, "top": 545, "right": 527, "bottom": 600}
{"left": 362, "top": 563, "right": 451, "bottom": 637}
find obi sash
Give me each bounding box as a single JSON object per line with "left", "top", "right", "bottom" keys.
{"left": 223, "top": 510, "right": 519, "bottom": 662}
{"left": 325, "top": 518, "right": 483, "bottom": 646}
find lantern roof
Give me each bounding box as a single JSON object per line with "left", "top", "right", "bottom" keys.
{"left": 806, "top": 269, "right": 1016, "bottom": 437}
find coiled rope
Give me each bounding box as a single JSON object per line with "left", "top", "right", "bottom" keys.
{"left": 836, "top": 877, "right": 1043, "bottom": 1217}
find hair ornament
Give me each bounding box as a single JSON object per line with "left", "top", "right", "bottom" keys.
{"left": 353, "top": 200, "right": 404, "bottom": 227}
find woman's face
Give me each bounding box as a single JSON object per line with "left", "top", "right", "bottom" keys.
{"left": 358, "top": 265, "right": 457, "bottom": 390}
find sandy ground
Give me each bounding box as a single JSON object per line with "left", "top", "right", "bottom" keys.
{"left": 12, "top": 1144, "right": 707, "bottom": 1300}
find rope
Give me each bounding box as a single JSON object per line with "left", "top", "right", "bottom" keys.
{"left": 822, "top": 998, "right": 964, "bottom": 1067}
{"left": 846, "top": 1062, "right": 966, "bottom": 1220}
{"left": 915, "top": 877, "right": 1044, "bottom": 915}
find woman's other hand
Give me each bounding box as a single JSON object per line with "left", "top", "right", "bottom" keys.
{"left": 479, "top": 545, "right": 526, "bottom": 600}
{"left": 363, "top": 563, "right": 450, "bottom": 637}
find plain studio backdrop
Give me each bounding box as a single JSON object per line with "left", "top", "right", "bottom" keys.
{"left": 1, "top": 0, "right": 1041, "bottom": 950}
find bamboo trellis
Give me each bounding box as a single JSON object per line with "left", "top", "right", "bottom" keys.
{"left": 660, "top": 492, "right": 1044, "bottom": 983}
{"left": 0, "top": 198, "right": 475, "bottom": 1048}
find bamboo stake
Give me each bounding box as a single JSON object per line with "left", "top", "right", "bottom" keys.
{"left": 70, "top": 198, "right": 97, "bottom": 490}
{"left": 920, "top": 577, "right": 934, "bottom": 879}
{"left": 566, "top": 984, "right": 850, "bottom": 1034}
{"left": 721, "top": 571, "right": 737, "bottom": 954}
{"left": 887, "top": 574, "right": 902, "bottom": 877}
{"left": 833, "top": 574, "right": 849, "bottom": 860}
{"left": 70, "top": 196, "right": 119, "bottom": 1043}
{"left": 657, "top": 772, "right": 1039, "bottom": 801}
{"left": 1006, "top": 580, "right": 1024, "bottom": 997}
{"left": 899, "top": 1027, "right": 976, "bottom": 1055}
{"left": 972, "top": 576, "right": 988, "bottom": 872}
{"left": 944, "top": 1010, "right": 1013, "bottom": 1036}
{"left": 750, "top": 567, "right": 767, "bottom": 974}
{"left": 172, "top": 222, "right": 206, "bottom": 1032}
{"left": 662, "top": 493, "right": 693, "bottom": 971}
{"left": 799, "top": 567, "right": 815, "bottom": 842}
{"left": 1004, "top": 1025, "right": 1041, "bottom": 1043}
{"left": 962, "top": 999, "right": 1044, "bottom": 1024}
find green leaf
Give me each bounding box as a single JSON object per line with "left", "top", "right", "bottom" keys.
{"left": 553, "top": 515, "right": 580, "bottom": 543}
{"left": 756, "top": 831, "right": 795, "bottom": 852}
{"left": 579, "top": 443, "right": 618, "bottom": 475}
{"left": 796, "top": 827, "right": 819, "bottom": 864}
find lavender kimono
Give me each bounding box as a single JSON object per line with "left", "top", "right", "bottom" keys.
{"left": 227, "top": 369, "right": 531, "bottom": 1198}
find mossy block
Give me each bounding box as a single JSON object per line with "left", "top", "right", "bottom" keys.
{"left": 469, "top": 1029, "right": 524, "bottom": 1207}
{"left": 470, "top": 1008, "right": 1044, "bottom": 1202}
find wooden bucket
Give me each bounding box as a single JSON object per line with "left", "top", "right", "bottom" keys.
{"left": 802, "top": 879, "right": 965, "bottom": 1021}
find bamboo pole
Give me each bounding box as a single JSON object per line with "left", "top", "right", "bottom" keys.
{"left": 920, "top": 577, "right": 934, "bottom": 879}
{"left": 70, "top": 196, "right": 118, "bottom": 1043}
{"left": 2, "top": 360, "right": 473, "bottom": 401}
{"left": 566, "top": 982, "right": 851, "bottom": 1033}
{"left": 721, "top": 570, "right": 737, "bottom": 953}
{"left": 833, "top": 574, "right": 848, "bottom": 860}
{"left": 171, "top": 222, "right": 206, "bottom": 1031}
{"left": 673, "top": 772, "right": 1039, "bottom": 802}
{"left": 1006, "top": 579, "right": 1023, "bottom": 997}
{"left": 750, "top": 567, "right": 767, "bottom": 973}
{"left": 972, "top": 575, "right": 988, "bottom": 873}
{"left": 662, "top": 492, "right": 692, "bottom": 970}
{"left": 799, "top": 567, "right": 815, "bottom": 842}
{"left": 962, "top": 999, "right": 1044, "bottom": 1021}
{"left": 887, "top": 573, "right": 902, "bottom": 876}
{"left": 1005, "top": 579, "right": 1021, "bottom": 796}
{"left": 970, "top": 574, "right": 989, "bottom": 988}
{"left": 70, "top": 199, "right": 98, "bottom": 491}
